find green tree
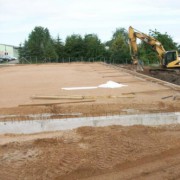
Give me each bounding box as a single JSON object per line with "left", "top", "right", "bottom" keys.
{"left": 65, "top": 34, "right": 85, "bottom": 59}
{"left": 138, "top": 42, "right": 158, "bottom": 65}
{"left": 112, "top": 28, "right": 129, "bottom": 43}
{"left": 149, "top": 29, "right": 178, "bottom": 51}
{"left": 53, "top": 35, "right": 65, "bottom": 61}
{"left": 108, "top": 28, "right": 131, "bottom": 63}
{"left": 138, "top": 29, "right": 179, "bottom": 65}
{"left": 19, "top": 40, "right": 28, "bottom": 58}
{"left": 84, "top": 34, "right": 105, "bottom": 60}
{"left": 20, "top": 26, "right": 57, "bottom": 62}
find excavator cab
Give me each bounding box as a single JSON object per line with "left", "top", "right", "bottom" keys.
{"left": 164, "top": 51, "right": 180, "bottom": 68}
{"left": 164, "top": 51, "right": 177, "bottom": 65}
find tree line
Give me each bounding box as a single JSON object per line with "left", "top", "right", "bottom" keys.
{"left": 19, "top": 26, "right": 180, "bottom": 64}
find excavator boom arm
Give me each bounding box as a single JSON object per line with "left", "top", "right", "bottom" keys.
{"left": 128, "top": 26, "right": 166, "bottom": 65}
{"left": 128, "top": 26, "right": 180, "bottom": 68}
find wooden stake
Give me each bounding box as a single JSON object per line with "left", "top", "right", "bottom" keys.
{"left": 19, "top": 100, "right": 96, "bottom": 107}
{"left": 31, "top": 95, "right": 84, "bottom": 100}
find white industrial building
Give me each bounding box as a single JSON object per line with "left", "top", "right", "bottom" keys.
{"left": 0, "top": 44, "right": 19, "bottom": 58}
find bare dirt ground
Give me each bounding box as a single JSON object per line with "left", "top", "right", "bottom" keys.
{"left": 0, "top": 63, "right": 180, "bottom": 180}
{"left": 1, "top": 125, "right": 180, "bottom": 180}
{"left": 0, "top": 62, "right": 179, "bottom": 119}
{"left": 120, "top": 64, "right": 180, "bottom": 85}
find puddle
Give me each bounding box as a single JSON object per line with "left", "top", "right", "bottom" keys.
{"left": 0, "top": 112, "right": 180, "bottom": 134}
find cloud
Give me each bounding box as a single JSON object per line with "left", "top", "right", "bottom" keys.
{"left": 0, "top": 0, "right": 180, "bottom": 45}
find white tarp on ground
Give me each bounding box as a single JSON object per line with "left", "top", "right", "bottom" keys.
{"left": 62, "top": 81, "right": 127, "bottom": 90}
{"left": 62, "top": 86, "right": 97, "bottom": 90}
{"left": 98, "top": 81, "right": 127, "bottom": 88}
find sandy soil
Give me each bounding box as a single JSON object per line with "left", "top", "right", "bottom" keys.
{"left": 0, "top": 125, "right": 180, "bottom": 180}
{"left": 0, "top": 63, "right": 180, "bottom": 179}
{"left": 0, "top": 63, "right": 179, "bottom": 119}
{"left": 121, "top": 64, "right": 180, "bottom": 85}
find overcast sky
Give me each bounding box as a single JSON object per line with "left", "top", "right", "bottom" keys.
{"left": 0, "top": 0, "right": 180, "bottom": 46}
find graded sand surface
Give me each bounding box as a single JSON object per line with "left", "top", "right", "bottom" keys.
{"left": 0, "top": 63, "right": 180, "bottom": 179}
{"left": 0, "top": 62, "right": 179, "bottom": 117}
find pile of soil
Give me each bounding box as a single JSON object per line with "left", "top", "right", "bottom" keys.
{"left": 0, "top": 125, "right": 180, "bottom": 179}
{"left": 150, "top": 71, "right": 180, "bottom": 85}
{"left": 125, "top": 65, "right": 180, "bottom": 85}
{"left": 138, "top": 66, "right": 180, "bottom": 85}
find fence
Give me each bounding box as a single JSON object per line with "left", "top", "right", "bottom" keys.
{"left": 18, "top": 56, "right": 159, "bottom": 67}
{"left": 19, "top": 56, "right": 132, "bottom": 64}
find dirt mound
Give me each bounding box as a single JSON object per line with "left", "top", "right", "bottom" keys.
{"left": 121, "top": 64, "right": 180, "bottom": 85}
{"left": 151, "top": 72, "right": 180, "bottom": 85}
{"left": 1, "top": 125, "right": 180, "bottom": 179}
{"left": 138, "top": 66, "right": 180, "bottom": 85}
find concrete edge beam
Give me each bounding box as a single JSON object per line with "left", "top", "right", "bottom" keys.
{"left": 0, "top": 112, "right": 180, "bottom": 134}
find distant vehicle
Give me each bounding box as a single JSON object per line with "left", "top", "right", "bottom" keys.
{"left": 0, "top": 56, "right": 4, "bottom": 62}
{"left": 8, "top": 56, "right": 17, "bottom": 61}
{"left": 4, "top": 56, "right": 12, "bottom": 61}
{"left": 11, "top": 56, "right": 17, "bottom": 60}
{"left": 0, "top": 55, "right": 6, "bottom": 62}
{"left": 0, "top": 55, "right": 17, "bottom": 62}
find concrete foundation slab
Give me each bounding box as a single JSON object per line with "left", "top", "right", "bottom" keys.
{"left": 0, "top": 112, "right": 180, "bottom": 134}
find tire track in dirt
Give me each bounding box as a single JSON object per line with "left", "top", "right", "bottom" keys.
{"left": 30, "top": 132, "right": 83, "bottom": 179}
{"left": 0, "top": 147, "right": 39, "bottom": 180}
{"left": 84, "top": 146, "right": 180, "bottom": 180}
{"left": 94, "top": 134, "right": 113, "bottom": 169}
{"left": 0, "top": 131, "right": 84, "bottom": 180}
{"left": 125, "top": 151, "right": 180, "bottom": 180}
{"left": 1, "top": 125, "right": 180, "bottom": 180}
{"left": 92, "top": 130, "right": 131, "bottom": 170}
{"left": 43, "top": 152, "right": 81, "bottom": 179}
{"left": 142, "top": 161, "right": 180, "bottom": 180}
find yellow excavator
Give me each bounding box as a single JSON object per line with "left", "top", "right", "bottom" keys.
{"left": 128, "top": 26, "right": 180, "bottom": 69}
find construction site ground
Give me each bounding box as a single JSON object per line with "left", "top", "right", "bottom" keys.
{"left": 120, "top": 64, "right": 180, "bottom": 85}
{"left": 0, "top": 62, "right": 179, "bottom": 117}
{"left": 0, "top": 62, "right": 180, "bottom": 179}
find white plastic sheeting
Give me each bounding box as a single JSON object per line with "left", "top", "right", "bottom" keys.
{"left": 62, "top": 86, "right": 97, "bottom": 90}
{"left": 98, "top": 81, "right": 127, "bottom": 88}
{"left": 62, "top": 81, "right": 127, "bottom": 90}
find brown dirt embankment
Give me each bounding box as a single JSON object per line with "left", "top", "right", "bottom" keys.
{"left": 0, "top": 125, "right": 180, "bottom": 180}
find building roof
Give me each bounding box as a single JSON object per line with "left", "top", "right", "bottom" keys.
{"left": 0, "top": 43, "right": 19, "bottom": 48}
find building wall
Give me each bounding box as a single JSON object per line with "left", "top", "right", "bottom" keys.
{"left": 0, "top": 44, "right": 19, "bottom": 58}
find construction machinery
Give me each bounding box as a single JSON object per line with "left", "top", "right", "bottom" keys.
{"left": 128, "top": 26, "right": 180, "bottom": 69}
